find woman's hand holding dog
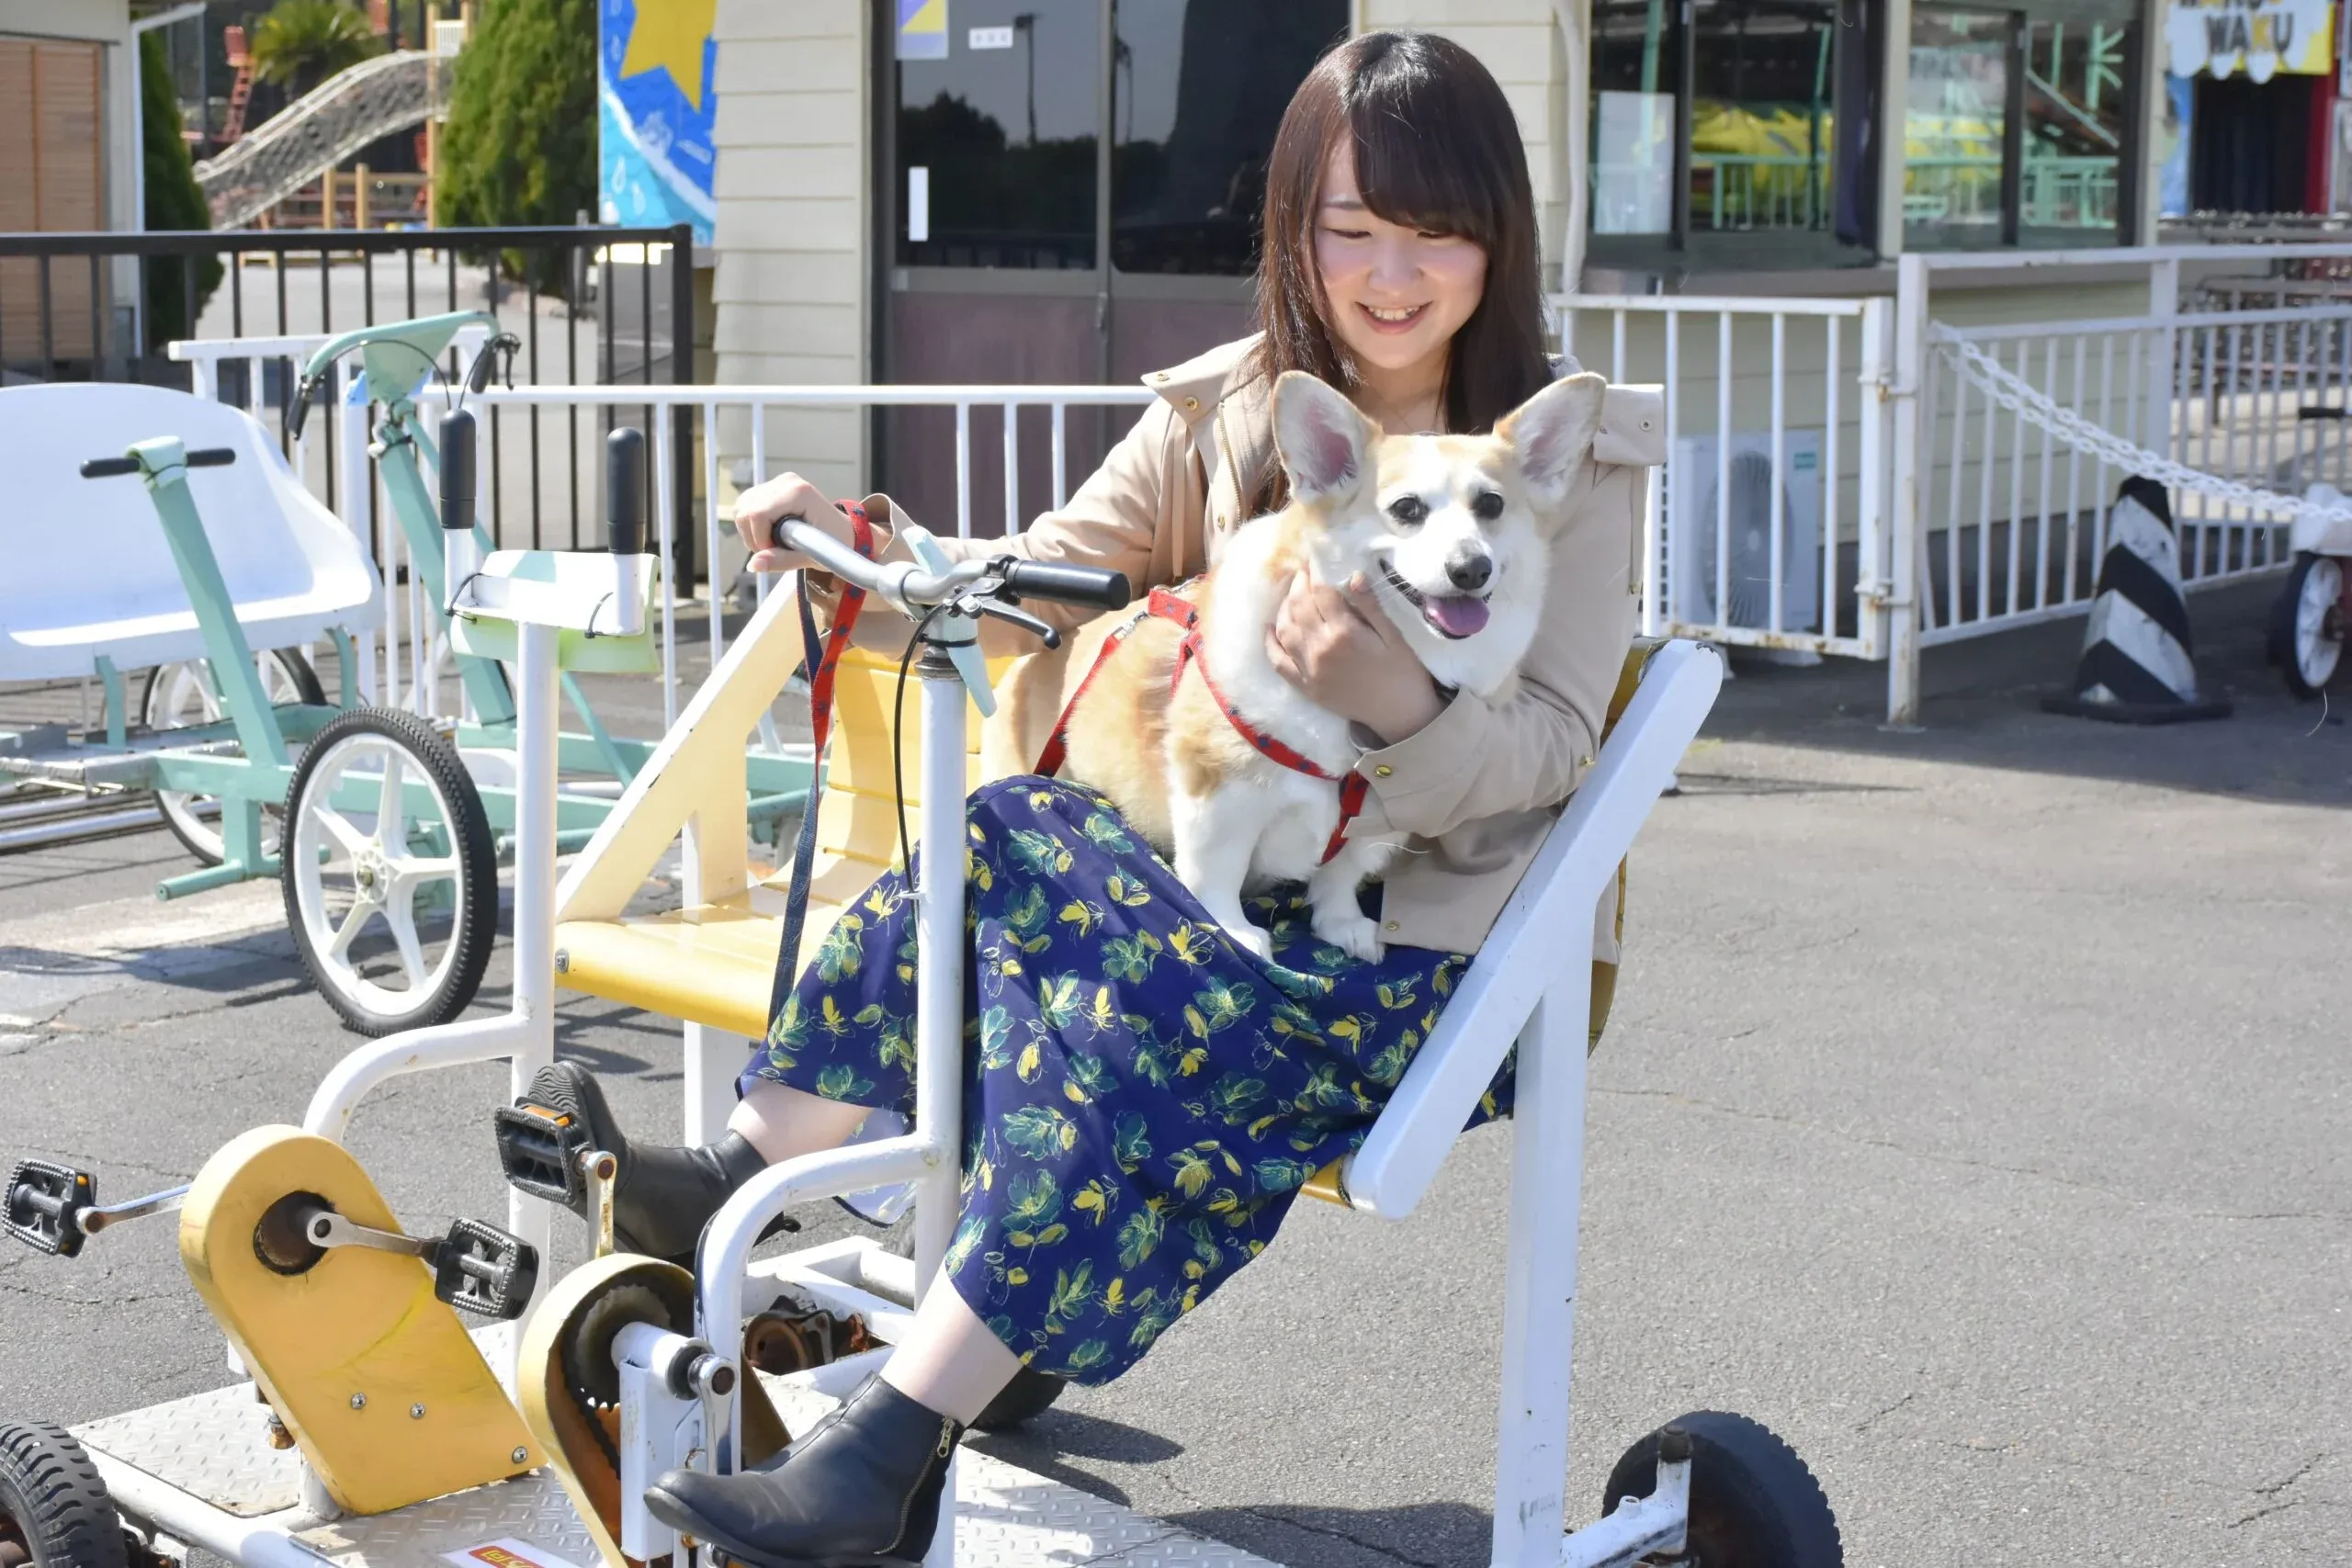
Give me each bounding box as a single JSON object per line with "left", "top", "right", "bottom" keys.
{"left": 732, "top": 471, "right": 870, "bottom": 574}
{"left": 1266, "top": 570, "right": 1447, "bottom": 746}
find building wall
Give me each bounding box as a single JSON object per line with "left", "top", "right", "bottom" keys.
{"left": 0, "top": 0, "right": 136, "bottom": 235}
{"left": 708, "top": 0, "right": 869, "bottom": 544}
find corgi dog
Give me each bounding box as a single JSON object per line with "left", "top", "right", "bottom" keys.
{"left": 1053, "top": 368, "right": 1607, "bottom": 964}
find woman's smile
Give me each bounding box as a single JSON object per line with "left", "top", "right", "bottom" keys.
{"left": 1359, "top": 301, "right": 1430, "bottom": 333}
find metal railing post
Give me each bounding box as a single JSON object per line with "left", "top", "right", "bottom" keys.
{"left": 1857, "top": 297, "right": 1892, "bottom": 662}
{"left": 669, "top": 221, "right": 699, "bottom": 593}
{"left": 1886, "top": 255, "right": 1928, "bottom": 727}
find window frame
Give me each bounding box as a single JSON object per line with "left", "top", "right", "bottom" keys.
{"left": 1585, "top": 0, "right": 2147, "bottom": 272}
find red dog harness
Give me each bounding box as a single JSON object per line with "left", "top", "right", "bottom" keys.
{"left": 1033, "top": 585, "right": 1370, "bottom": 865}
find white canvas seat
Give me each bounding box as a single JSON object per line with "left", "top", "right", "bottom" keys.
{"left": 0, "top": 383, "right": 380, "bottom": 681}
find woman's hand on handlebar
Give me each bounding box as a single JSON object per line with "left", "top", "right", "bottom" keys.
{"left": 734, "top": 471, "right": 867, "bottom": 573}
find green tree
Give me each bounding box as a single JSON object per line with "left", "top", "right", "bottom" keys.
{"left": 438, "top": 0, "right": 597, "bottom": 288}
{"left": 249, "top": 0, "right": 384, "bottom": 97}
{"left": 141, "top": 32, "right": 223, "bottom": 352}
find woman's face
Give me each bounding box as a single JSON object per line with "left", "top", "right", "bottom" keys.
{"left": 1312, "top": 137, "right": 1489, "bottom": 394}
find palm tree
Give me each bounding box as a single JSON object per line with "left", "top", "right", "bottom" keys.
{"left": 249, "top": 0, "right": 384, "bottom": 98}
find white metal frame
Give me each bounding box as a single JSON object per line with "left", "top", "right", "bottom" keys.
{"left": 650, "top": 521, "right": 1725, "bottom": 1566}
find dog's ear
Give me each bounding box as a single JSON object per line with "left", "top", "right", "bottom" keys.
{"left": 1498, "top": 372, "right": 1607, "bottom": 510}
{"left": 1272, "top": 371, "right": 1375, "bottom": 505}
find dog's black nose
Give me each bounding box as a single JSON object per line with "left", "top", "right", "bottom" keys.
{"left": 1445, "top": 548, "right": 1493, "bottom": 593}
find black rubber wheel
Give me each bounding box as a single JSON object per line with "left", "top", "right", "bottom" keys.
{"left": 0, "top": 1422, "right": 127, "bottom": 1568}
{"left": 2268, "top": 552, "right": 2344, "bottom": 699}
{"left": 882, "top": 1217, "right": 1066, "bottom": 1431}
{"left": 1601, "top": 1410, "right": 1842, "bottom": 1568}
{"left": 142, "top": 648, "right": 326, "bottom": 867}
{"left": 282, "top": 707, "right": 497, "bottom": 1035}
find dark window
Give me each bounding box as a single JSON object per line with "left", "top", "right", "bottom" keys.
{"left": 1905, "top": 1, "right": 2140, "bottom": 249}
{"left": 1589, "top": 0, "right": 1875, "bottom": 266}
{"left": 1110, "top": 0, "right": 1350, "bottom": 275}
{"left": 894, "top": 2, "right": 1102, "bottom": 270}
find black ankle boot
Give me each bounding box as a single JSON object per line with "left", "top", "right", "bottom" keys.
{"left": 499, "top": 1061, "right": 777, "bottom": 1267}
{"left": 644, "top": 1377, "right": 961, "bottom": 1568}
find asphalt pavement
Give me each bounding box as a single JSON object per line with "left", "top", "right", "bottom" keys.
{"left": 2, "top": 577, "right": 2346, "bottom": 1568}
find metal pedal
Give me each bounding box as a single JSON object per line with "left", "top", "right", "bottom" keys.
{"left": 433, "top": 1216, "right": 539, "bottom": 1320}
{"left": 5, "top": 1159, "right": 96, "bottom": 1257}
{"left": 494, "top": 1099, "right": 590, "bottom": 1207}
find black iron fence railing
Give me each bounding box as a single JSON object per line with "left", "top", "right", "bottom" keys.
{"left": 0, "top": 222, "right": 702, "bottom": 582}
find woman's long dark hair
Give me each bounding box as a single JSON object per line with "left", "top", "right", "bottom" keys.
{"left": 1250, "top": 29, "right": 1551, "bottom": 509}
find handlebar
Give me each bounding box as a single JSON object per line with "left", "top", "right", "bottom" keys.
{"left": 997, "top": 559, "right": 1131, "bottom": 612}
{"left": 79, "top": 448, "right": 236, "bottom": 479}
{"left": 607, "top": 429, "right": 645, "bottom": 556}
{"left": 769, "top": 515, "right": 1130, "bottom": 616}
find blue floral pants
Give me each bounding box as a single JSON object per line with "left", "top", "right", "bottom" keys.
{"left": 744, "top": 778, "right": 1502, "bottom": 1385}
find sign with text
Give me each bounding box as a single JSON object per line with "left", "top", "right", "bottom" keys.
{"left": 2167, "top": 0, "right": 2335, "bottom": 80}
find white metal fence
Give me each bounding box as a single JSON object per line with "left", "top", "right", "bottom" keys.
{"left": 166, "top": 238, "right": 2352, "bottom": 729}
{"left": 1555, "top": 292, "right": 1895, "bottom": 663}
{"left": 1915, "top": 305, "right": 2352, "bottom": 648}
{"left": 468, "top": 383, "right": 1158, "bottom": 725}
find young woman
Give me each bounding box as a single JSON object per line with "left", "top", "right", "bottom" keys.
{"left": 517, "top": 29, "right": 1659, "bottom": 1568}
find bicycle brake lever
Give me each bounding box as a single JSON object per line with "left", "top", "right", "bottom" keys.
{"left": 974, "top": 597, "right": 1060, "bottom": 649}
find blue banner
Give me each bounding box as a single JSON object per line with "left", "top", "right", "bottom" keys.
{"left": 600, "top": 0, "right": 718, "bottom": 246}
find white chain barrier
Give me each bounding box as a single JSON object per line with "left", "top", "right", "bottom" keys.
{"left": 1936, "top": 331, "right": 2352, "bottom": 525}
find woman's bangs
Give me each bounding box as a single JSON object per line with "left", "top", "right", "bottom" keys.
{"left": 1345, "top": 96, "right": 1496, "bottom": 247}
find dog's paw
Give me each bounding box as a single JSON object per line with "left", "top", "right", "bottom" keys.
{"left": 1313, "top": 908, "right": 1385, "bottom": 964}
{"left": 1227, "top": 922, "right": 1275, "bottom": 963}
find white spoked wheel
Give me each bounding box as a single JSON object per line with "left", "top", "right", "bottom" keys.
{"left": 141, "top": 648, "right": 324, "bottom": 866}
{"left": 282, "top": 707, "right": 496, "bottom": 1035}
{"left": 2270, "top": 552, "right": 2345, "bottom": 698}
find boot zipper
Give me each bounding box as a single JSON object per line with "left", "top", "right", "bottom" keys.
{"left": 889, "top": 1419, "right": 959, "bottom": 1555}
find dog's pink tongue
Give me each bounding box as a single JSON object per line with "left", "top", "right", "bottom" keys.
{"left": 1423, "top": 594, "right": 1490, "bottom": 637}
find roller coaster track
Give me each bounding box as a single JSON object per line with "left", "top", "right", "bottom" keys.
{"left": 195, "top": 51, "right": 444, "bottom": 231}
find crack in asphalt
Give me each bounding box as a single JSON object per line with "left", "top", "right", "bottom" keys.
{"left": 2251, "top": 1451, "right": 2328, "bottom": 1498}
{"left": 1853, "top": 1389, "right": 1916, "bottom": 1434}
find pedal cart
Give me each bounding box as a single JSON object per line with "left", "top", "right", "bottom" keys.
{"left": 2274, "top": 480, "right": 2350, "bottom": 696}
{"left": 0, "top": 382, "right": 509, "bottom": 1040}
{"left": 273, "top": 312, "right": 814, "bottom": 1034}
{"left": 3, "top": 422, "right": 1842, "bottom": 1567}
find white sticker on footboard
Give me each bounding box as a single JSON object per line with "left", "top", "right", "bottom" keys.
{"left": 442, "top": 1541, "right": 589, "bottom": 1568}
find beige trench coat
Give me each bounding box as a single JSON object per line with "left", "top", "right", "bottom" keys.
{"left": 819, "top": 334, "right": 1665, "bottom": 959}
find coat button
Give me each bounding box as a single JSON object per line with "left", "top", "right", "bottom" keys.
{"left": 1374, "top": 764, "right": 1393, "bottom": 777}
{"left": 1153, "top": 371, "right": 1170, "bottom": 382}
{"left": 1182, "top": 396, "right": 1199, "bottom": 411}
{"left": 1579, "top": 755, "right": 1594, "bottom": 768}
{"left": 1384, "top": 920, "right": 1400, "bottom": 933}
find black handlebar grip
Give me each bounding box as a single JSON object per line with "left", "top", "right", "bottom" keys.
{"left": 607, "top": 428, "right": 645, "bottom": 555}
{"left": 184, "top": 447, "right": 238, "bottom": 468}
{"left": 439, "top": 409, "right": 477, "bottom": 534}
{"left": 78, "top": 456, "right": 141, "bottom": 479}
{"left": 999, "top": 560, "right": 1132, "bottom": 612}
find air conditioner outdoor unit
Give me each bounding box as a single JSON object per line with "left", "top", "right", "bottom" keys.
{"left": 1668, "top": 431, "right": 1824, "bottom": 634}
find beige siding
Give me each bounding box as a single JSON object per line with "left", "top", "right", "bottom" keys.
{"left": 709, "top": 0, "right": 867, "bottom": 592}
{"left": 1356, "top": 0, "right": 1572, "bottom": 286}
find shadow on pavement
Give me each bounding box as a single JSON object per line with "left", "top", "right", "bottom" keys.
{"left": 1699, "top": 576, "right": 2350, "bottom": 807}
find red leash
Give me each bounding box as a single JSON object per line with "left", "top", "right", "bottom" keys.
{"left": 1033, "top": 584, "right": 1368, "bottom": 865}
{"left": 802, "top": 502, "right": 876, "bottom": 753}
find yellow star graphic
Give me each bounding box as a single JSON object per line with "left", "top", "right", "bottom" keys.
{"left": 619, "top": 0, "right": 718, "bottom": 113}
